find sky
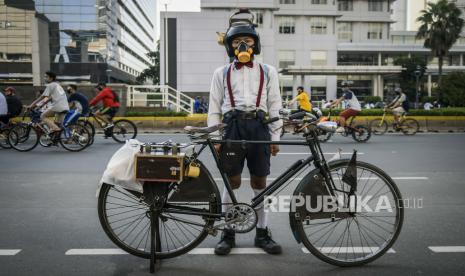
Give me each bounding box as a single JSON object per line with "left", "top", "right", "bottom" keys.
{"left": 156, "top": 0, "right": 201, "bottom": 39}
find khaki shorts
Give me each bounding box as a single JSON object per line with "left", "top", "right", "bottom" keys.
{"left": 41, "top": 109, "right": 67, "bottom": 125}
{"left": 392, "top": 107, "right": 406, "bottom": 116}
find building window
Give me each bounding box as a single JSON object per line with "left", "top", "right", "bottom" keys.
{"left": 280, "top": 0, "right": 295, "bottom": 4}
{"left": 311, "top": 0, "right": 327, "bottom": 4}
{"left": 279, "top": 17, "right": 295, "bottom": 34}
{"left": 337, "top": 22, "right": 352, "bottom": 41}
{"left": 338, "top": 0, "right": 353, "bottom": 11}
{"left": 367, "top": 23, "right": 383, "bottom": 39}
{"left": 368, "top": 0, "right": 384, "bottom": 12}
{"left": 310, "top": 17, "right": 328, "bottom": 35}
{"left": 254, "top": 11, "right": 264, "bottom": 26}
{"left": 311, "top": 51, "right": 327, "bottom": 66}
{"left": 278, "top": 50, "right": 295, "bottom": 68}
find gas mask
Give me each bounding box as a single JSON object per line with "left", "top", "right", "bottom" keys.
{"left": 234, "top": 41, "right": 254, "bottom": 63}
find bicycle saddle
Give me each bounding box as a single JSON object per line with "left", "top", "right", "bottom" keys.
{"left": 184, "top": 123, "right": 227, "bottom": 134}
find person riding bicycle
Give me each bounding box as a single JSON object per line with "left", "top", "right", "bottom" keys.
{"left": 1, "top": 87, "right": 23, "bottom": 126}
{"left": 89, "top": 83, "right": 120, "bottom": 137}
{"left": 286, "top": 86, "right": 312, "bottom": 119}
{"left": 386, "top": 87, "right": 409, "bottom": 128}
{"left": 331, "top": 82, "right": 361, "bottom": 133}
{"left": 208, "top": 9, "right": 283, "bottom": 256}
{"left": 63, "top": 84, "right": 89, "bottom": 126}
{"left": 27, "top": 71, "right": 69, "bottom": 136}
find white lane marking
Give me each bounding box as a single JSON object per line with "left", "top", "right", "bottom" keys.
{"left": 188, "top": 248, "right": 266, "bottom": 255}
{"left": 65, "top": 249, "right": 128, "bottom": 255}
{"left": 278, "top": 152, "right": 364, "bottom": 155}
{"left": 429, "top": 246, "right": 465, "bottom": 253}
{"left": 0, "top": 250, "right": 21, "bottom": 256}
{"left": 301, "top": 247, "right": 395, "bottom": 254}
{"left": 213, "top": 177, "right": 428, "bottom": 181}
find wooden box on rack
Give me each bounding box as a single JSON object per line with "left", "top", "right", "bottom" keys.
{"left": 135, "top": 153, "right": 185, "bottom": 182}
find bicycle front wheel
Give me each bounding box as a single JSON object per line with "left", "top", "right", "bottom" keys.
{"left": 294, "top": 159, "right": 404, "bottom": 267}
{"left": 400, "top": 118, "right": 419, "bottom": 135}
{"left": 111, "top": 119, "right": 137, "bottom": 143}
{"left": 8, "top": 124, "right": 39, "bottom": 152}
{"left": 77, "top": 120, "right": 95, "bottom": 145}
{"left": 352, "top": 125, "right": 371, "bottom": 142}
{"left": 369, "top": 119, "right": 387, "bottom": 135}
{"left": 98, "top": 162, "right": 221, "bottom": 259}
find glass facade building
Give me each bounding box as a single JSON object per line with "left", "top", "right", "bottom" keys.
{"left": 0, "top": 0, "right": 156, "bottom": 86}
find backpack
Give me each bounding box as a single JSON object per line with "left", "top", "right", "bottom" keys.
{"left": 402, "top": 100, "right": 410, "bottom": 112}
{"left": 110, "top": 89, "right": 120, "bottom": 103}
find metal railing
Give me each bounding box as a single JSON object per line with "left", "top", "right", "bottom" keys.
{"left": 126, "top": 85, "right": 195, "bottom": 114}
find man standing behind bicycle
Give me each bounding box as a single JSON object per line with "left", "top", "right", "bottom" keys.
{"left": 89, "top": 83, "right": 120, "bottom": 137}
{"left": 27, "top": 71, "right": 69, "bottom": 136}
{"left": 208, "top": 9, "right": 283, "bottom": 255}
{"left": 386, "top": 87, "right": 409, "bottom": 128}
{"left": 331, "top": 82, "right": 361, "bottom": 133}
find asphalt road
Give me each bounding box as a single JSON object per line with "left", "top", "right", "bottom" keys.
{"left": 1, "top": 133, "right": 465, "bottom": 276}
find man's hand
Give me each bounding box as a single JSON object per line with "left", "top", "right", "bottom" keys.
{"left": 270, "top": 144, "right": 280, "bottom": 156}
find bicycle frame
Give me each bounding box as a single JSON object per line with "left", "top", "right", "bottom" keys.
{"left": 162, "top": 129, "right": 339, "bottom": 222}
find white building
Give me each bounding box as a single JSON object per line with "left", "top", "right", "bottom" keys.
{"left": 160, "top": 0, "right": 465, "bottom": 102}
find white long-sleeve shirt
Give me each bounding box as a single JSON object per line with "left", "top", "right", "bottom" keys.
{"left": 207, "top": 61, "right": 283, "bottom": 141}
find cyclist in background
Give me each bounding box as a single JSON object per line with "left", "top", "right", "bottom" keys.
{"left": 287, "top": 86, "right": 312, "bottom": 113}
{"left": 89, "top": 83, "right": 120, "bottom": 136}
{"left": 64, "top": 84, "right": 89, "bottom": 126}
{"left": 331, "top": 82, "right": 361, "bottom": 133}
{"left": 27, "top": 71, "right": 69, "bottom": 135}
{"left": 386, "top": 87, "right": 409, "bottom": 128}
{"left": 4, "top": 87, "right": 23, "bottom": 121}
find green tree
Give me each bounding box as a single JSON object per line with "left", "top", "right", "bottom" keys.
{"left": 393, "top": 55, "right": 427, "bottom": 101}
{"left": 416, "top": 0, "right": 464, "bottom": 102}
{"left": 136, "top": 42, "right": 160, "bottom": 84}
{"left": 440, "top": 72, "right": 465, "bottom": 107}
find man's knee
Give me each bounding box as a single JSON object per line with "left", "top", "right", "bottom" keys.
{"left": 251, "top": 175, "right": 267, "bottom": 190}
{"left": 229, "top": 175, "right": 242, "bottom": 189}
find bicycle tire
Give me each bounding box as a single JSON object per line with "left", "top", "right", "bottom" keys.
{"left": 294, "top": 159, "right": 404, "bottom": 267}
{"left": 59, "top": 124, "right": 92, "bottom": 152}
{"left": 399, "top": 118, "right": 419, "bottom": 136}
{"left": 111, "top": 119, "right": 137, "bottom": 143}
{"left": 369, "top": 119, "right": 388, "bottom": 135}
{"left": 77, "top": 120, "right": 95, "bottom": 145}
{"left": 351, "top": 125, "right": 371, "bottom": 143}
{"left": 98, "top": 161, "right": 221, "bottom": 259}
{"left": 8, "top": 124, "right": 39, "bottom": 152}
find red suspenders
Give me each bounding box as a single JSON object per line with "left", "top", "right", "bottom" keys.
{"left": 226, "top": 63, "right": 265, "bottom": 110}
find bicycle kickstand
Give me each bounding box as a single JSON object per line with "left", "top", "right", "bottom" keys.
{"left": 149, "top": 209, "right": 162, "bottom": 273}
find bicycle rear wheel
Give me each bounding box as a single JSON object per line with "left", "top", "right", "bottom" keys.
{"left": 111, "top": 119, "right": 137, "bottom": 143}
{"left": 8, "top": 124, "right": 39, "bottom": 152}
{"left": 369, "top": 119, "right": 387, "bottom": 135}
{"left": 77, "top": 120, "right": 95, "bottom": 145}
{"left": 399, "top": 118, "right": 419, "bottom": 135}
{"left": 59, "top": 124, "right": 91, "bottom": 152}
{"left": 98, "top": 162, "right": 221, "bottom": 259}
{"left": 294, "top": 159, "right": 404, "bottom": 267}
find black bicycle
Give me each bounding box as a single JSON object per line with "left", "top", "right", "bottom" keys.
{"left": 78, "top": 109, "right": 137, "bottom": 144}
{"left": 7, "top": 110, "right": 91, "bottom": 152}
{"left": 97, "top": 115, "right": 403, "bottom": 273}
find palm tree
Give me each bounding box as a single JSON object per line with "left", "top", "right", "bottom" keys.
{"left": 416, "top": 0, "right": 464, "bottom": 102}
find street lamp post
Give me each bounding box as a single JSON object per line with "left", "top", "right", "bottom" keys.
{"left": 414, "top": 65, "right": 422, "bottom": 109}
